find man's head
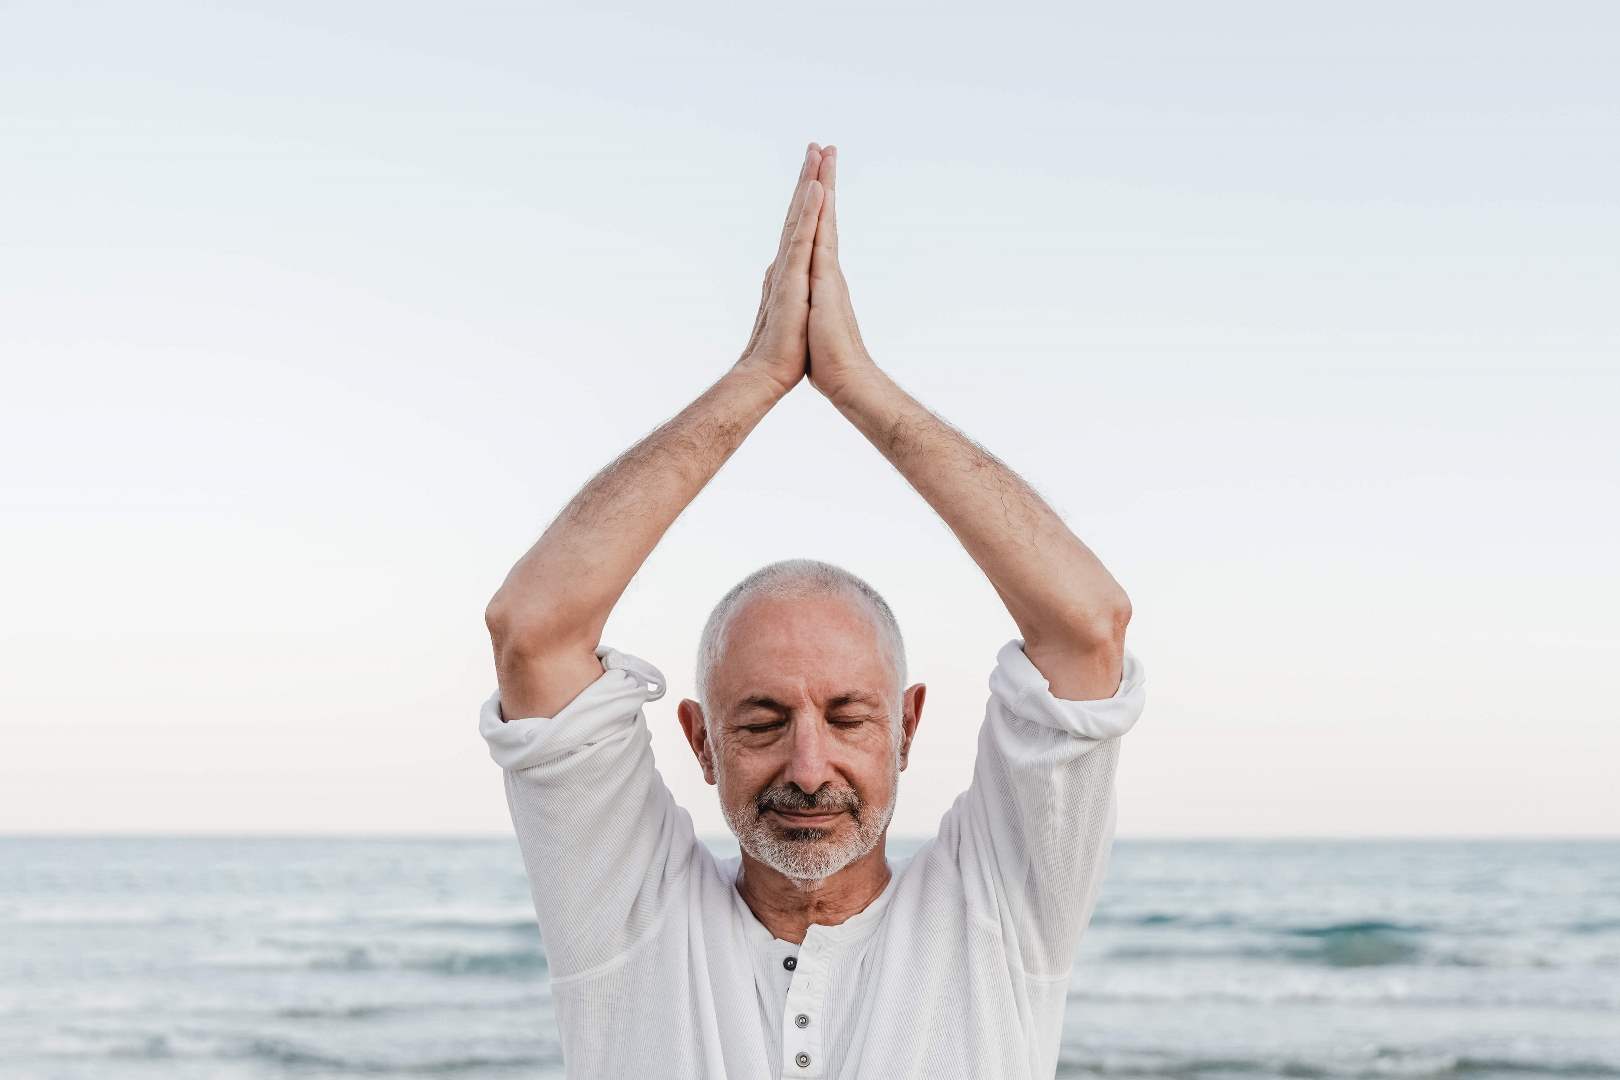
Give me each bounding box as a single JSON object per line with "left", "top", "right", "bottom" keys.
{"left": 677, "top": 559, "right": 925, "bottom": 886}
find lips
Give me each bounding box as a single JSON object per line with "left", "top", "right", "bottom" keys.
{"left": 770, "top": 808, "right": 845, "bottom": 824}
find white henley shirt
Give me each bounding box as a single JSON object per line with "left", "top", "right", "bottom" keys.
{"left": 478, "top": 637, "right": 1147, "bottom": 1079}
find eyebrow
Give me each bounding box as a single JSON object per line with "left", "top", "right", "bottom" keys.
{"left": 734, "top": 691, "right": 884, "bottom": 715}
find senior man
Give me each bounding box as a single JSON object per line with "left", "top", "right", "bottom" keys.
{"left": 480, "top": 141, "right": 1146, "bottom": 1079}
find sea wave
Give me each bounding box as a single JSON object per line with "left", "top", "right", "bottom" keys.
{"left": 1101, "top": 924, "right": 1425, "bottom": 969}
{"left": 229, "top": 1036, "right": 558, "bottom": 1074}
{"left": 38, "top": 1028, "right": 561, "bottom": 1073}
{"left": 273, "top": 1003, "right": 397, "bottom": 1019}
{"left": 1570, "top": 918, "right": 1620, "bottom": 935}
{"left": 1054, "top": 1048, "right": 1620, "bottom": 1080}
{"left": 1282, "top": 920, "right": 1427, "bottom": 967}
{"left": 210, "top": 939, "right": 548, "bottom": 977}
{"left": 0, "top": 905, "right": 541, "bottom": 931}
{"left": 1066, "top": 976, "right": 1620, "bottom": 1011}
{"left": 404, "top": 917, "right": 538, "bottom": 933}
{"left": 1092, "top": 918, "right": 1620, "bottom": 971}
{"left": 1092, "top": 912, "right": 1245, "bottom": 930}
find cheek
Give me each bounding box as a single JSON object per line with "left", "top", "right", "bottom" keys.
{"left": 852, "top": 748, "right": 899, "bottom": 800}
{"left": 718, "top": 751, "right": 770, "bottom": 801}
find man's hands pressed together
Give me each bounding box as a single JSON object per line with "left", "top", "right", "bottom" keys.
{"left": 732, "top": 141, "right": 878, "bottom": 407}
{"left": 733, "top": 143, "right": 826, "bottom": 398}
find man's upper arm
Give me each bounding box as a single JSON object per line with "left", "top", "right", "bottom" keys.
{"left": 945, "top": 637, "right": 1147, "bottom": 979}
{"left": 477, "top": 643, "right": 696, "bottom": 980}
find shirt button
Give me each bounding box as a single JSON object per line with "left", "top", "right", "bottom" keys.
{"left": 795, "top": 1013, "right": 810, "bottom": 1028}
{"left": 795, "top": 1052, "right": 811, "bottom": 1068}
{"left": 783, "top": 955, "right": 797, "bottom": 971}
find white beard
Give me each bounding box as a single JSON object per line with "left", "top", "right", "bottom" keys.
{"left": 718, "top": 751, "right": 899, "bottom": 884}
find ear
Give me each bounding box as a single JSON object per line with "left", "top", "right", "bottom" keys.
{"left": 677, "top": 698, "right": 718, "bottom": 785}
{"left": 898, "top": 682, "right": 925, "bottom": 771}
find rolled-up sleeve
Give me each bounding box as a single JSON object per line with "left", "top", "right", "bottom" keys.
{"left": 478, "top": 644, "right": 699, "bottom": 980}
{"left": 943, "top": 638, "right": 1147, "bottom": 980}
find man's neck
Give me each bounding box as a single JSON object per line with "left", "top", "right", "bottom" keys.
{"left": 734, "top": 839, "right": 892, "bottom": 945}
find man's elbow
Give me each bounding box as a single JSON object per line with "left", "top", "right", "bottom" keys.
{"left": 1102, "top": 591, "right": 1132, "bottom": 642}
{"left": 1024, "top": 599, "right": 1128, "bottom": 654}
{"left": 484, "top": 594, "right": 526, "bottom": 643}
{"left": 1056, "top": 591, "right": 1132, "bottom": 650}
{"left": 484, "top": 593, "right": 591, "bottom": 654}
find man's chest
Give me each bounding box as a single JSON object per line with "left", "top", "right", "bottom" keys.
{"left": 547, "top": 882, "right": 1055, "bottom": 1079}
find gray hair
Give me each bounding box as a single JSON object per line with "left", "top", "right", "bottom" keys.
{"left": 695, "top": 558, "right": 906, "bottom": 735}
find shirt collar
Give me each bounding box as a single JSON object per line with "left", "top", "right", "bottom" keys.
{"left": 724, "top": 852, "right": 906, "bottom": 949}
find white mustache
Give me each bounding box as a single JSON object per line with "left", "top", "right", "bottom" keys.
{"left": 758, "top": 787, "right": 859, "bottom": 817}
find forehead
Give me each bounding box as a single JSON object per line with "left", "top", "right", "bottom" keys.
{"left": 717, "top": 593, "right": 891, "bottom": 706}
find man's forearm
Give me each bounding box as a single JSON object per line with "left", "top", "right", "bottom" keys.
{"left": 830, "top": 368, "right": 1130, "bottom": 652}
{"left": 487, "top": 366, "right": 787, "bottom": 643}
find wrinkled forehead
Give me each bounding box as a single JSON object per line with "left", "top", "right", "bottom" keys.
{"left": 716, "top": 594, "right": 894, "bottom": 710}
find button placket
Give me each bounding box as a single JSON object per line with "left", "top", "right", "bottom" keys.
{"left": 780, "top": 929, "right": 830, "bottom": 1077}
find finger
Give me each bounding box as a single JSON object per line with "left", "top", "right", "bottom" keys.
{"left": 783, "top": 179, "right": 824, "bottom": 285}
{"left": 816, "top": 145, "right": 838, "bottom": 259}
{"left": 812, "top": 150, "right": 838, "bottom": 280}
{"left": 775, "top": 143, "right": 822, "bottom": 266}
{"left": 784, "top": 143, "right": 820, "bottom": 229}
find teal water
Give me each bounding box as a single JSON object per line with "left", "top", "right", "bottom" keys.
{"left": 3, "top": 837, "right": 1617, "bottom": 1078}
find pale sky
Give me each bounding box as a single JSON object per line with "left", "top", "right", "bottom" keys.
{"left": 4, "top": 1, "right": 1616, "bottom": 838}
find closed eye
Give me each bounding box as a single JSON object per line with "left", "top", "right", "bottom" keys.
{"left": 739, "top": 718, "right": 868, "bottom": 733}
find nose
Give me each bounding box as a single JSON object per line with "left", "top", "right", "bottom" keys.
{"left": 781, "top": 715, "right": 838, "bottom": 798}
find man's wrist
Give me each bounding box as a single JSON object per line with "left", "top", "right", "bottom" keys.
{"left": 826, "top": 361, "right": 894, "bottom": 418}
{"left": 728, "top": 357, "right": 799, "bottom": 406}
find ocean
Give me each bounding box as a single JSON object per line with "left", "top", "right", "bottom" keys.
{"left": 3, "top": 837, "right": 1617, "bottom": 1078}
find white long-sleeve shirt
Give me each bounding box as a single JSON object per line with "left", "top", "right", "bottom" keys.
{"left": 478, "top": 638, "right": 1147, "bottom": 1079}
